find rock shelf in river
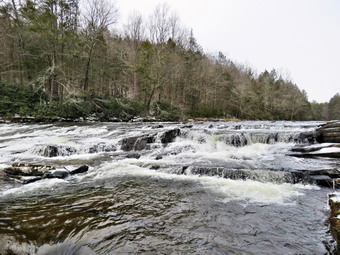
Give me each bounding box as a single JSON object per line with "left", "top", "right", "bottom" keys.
{"left": 3, "top": 163, "right": 89, "bottom": 184}
{"left": 317, "top": 121, "right": 340, "bottom": 143}
{"left": 119, "top": 128, "right": 181, "bottom": 151}
{"left": 289, "top": 120, "right": 340, "bottom": 159}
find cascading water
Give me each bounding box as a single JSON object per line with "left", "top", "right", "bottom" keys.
{"left": 0, "top": 121, "right": 338, "bottom": 254}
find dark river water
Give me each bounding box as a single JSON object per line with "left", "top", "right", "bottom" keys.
{"left": 0, "top": 121, "right": 338, "bottom": 254}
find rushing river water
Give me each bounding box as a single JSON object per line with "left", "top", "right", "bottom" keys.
{"left": 0, "top": 121, "right": 339, "bottom": 254}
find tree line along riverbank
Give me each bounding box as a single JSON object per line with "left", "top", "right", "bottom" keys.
{"left": 0, "top": 1, "right": 339, "bottom": 121}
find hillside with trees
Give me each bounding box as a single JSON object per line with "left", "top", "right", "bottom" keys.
{"left": 0, "top": 0, "right": 338, "bottom": 121}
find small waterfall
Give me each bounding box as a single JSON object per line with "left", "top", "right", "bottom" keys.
{"left": 159, "top": 165, "right": 316, "bottom": 185}
{"left": 87, "top": 143, "right": 116, "bottom": 154}
{"left": 33, "top": 145, "right": 77, "bottom": 157}
{"left": 181, "top": 130, "right": 301, "bottom": 147}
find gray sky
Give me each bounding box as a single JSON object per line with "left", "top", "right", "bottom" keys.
{"left": 116, "top": 0, "right": 340, "bottom": 103}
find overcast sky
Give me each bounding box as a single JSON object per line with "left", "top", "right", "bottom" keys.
{"left": 116, "top": 0, "right": 340, "bottom": 103}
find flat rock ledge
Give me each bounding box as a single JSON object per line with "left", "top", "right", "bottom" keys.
{"left": 3, "top": 163, "right": 89, "bottom": 184}
{"left": 289, "top": 120, "right": 340, "bottom": 159}
{"left": 317, "top": 121, "right": 340, "bottom": 143}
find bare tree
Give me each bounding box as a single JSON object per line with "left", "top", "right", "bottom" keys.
{"left": 123, "top": 11, "right": 146, "bottom": 98}
{"left": 82, "top": 0, "right": 118, "bottom": 91}
{"left": 124, "top": 11, "right": 145, "bottom": 43}
{"left": 83, "top": 0, "right": 118, "bottom": 33}
{"left": 148, "top": 3, "right": 171, "bottom": 44}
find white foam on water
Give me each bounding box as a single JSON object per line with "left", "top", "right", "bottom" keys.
{"left": 313, "top": 147, "right": 340, "bottom": 154}
{"left": 0, "top": 178, "right": 67, "bottom": 198}
{"left": 162, "top": 137, "right": 291, "bottom": 165}
{"left": 78, "top": 162, "right": 316, "bottom": 205}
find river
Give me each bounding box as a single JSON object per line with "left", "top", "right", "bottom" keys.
{"left": 0, "top": 121, "right": 338, "bottom": 254}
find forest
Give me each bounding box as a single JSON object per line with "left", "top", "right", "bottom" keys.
{"left": 0, "top": 0, "right": 339, "bottom": 121}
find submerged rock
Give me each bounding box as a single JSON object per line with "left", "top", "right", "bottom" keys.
{"left": 126, "top": 153, "right": 141, "bottom": 159}
{"left": 37, "top": 242, "right": 96, "bottom": 255}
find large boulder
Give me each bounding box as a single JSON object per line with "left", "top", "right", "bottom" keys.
{"left": 160, "top": 128, "right": 180, "bottom": 144}
{"left": 298, "top": 131, "right": 317, "bottom": 144}
{"left": 69, "top": 165, "right": 89, "bottom": 175}
{"left": 120, "top": 134, "right": 156, "bottom": 151}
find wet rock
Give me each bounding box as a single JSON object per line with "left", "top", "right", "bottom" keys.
{"left": 126, "top": 153, "right": 141, "bottom": 159}
{"left": 21, "top": 176, "right": 43, "bottom": 184}
{"left": 316, "top": 121, "right": 340, "bottom": 143}
{"left": 309, "top": 175, "right": 332, "bottom": 187}
{"left": 150, "top": 165, "right": 161, "bottom": 170}
{"left": 3, "top": 164, "right": 89, "bottom": 184}
{"left": 180, "top": 124, "right": 193, "bottom": 129}
{"left": 289, "top": 152, "right": 340, "bottom": 159}
{"left": 130, "top": 116, "right": 144, "bottom": 122}
{"left": 109, "top": 117, "right": 122, "bottom": 122}
{"left": 4, "top": 163, "right": 55, "bottom": 176}
{"left": 289, "top": 144, "right": 340, "bottom": 159}
{"left": 175, "top": 166, "right": 340, "bottom": 187}
{"left": 290, "top": 146, "right": 325, "bottom": 153}
{"left": 298, "top": 131, "right": 317, "bottom": 144}
{"left": 70, "top": 165, "right": 89, "bottom": 175}
{"left": 89, "top": 143, "right": 116, "bottom": 153}
{"left": 120, "top": 135, "right": 156, "bottom": 151}
{"left": 289, "top": 151, "right": 340, "bottom": 159}
{"left": 120, "top": 137, "right": 136, "bottom": 151}
{"left": 85, "top": 114, "right": 99, "bottom": 122}
{"left": 160, "top": 128, "right": 180, "bottom": 144}
{"left": 142, "top": 116, "right": 162, "bottom": 122}
{"left": 43, "top": 169, "right": 69, "bottom": 179}
{"left": 328, "top": 194, "right": 340, "bottom": 252}
{"left": 151, "top": 124, "right": 164, "bottom": 129}
{"left": 40, "top": 145, "right": 77, "bottom": 157}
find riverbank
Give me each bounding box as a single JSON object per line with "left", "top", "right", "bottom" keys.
{"left": 0, "top": 114, "right": 243, "bottom": 124}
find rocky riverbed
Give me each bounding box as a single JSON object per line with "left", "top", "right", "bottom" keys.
{"left": 0, "top": 121, "right": 339, "bottom": 254}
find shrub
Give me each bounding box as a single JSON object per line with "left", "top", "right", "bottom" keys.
{"left": 153, "top": 101, "right": 181, "bottom": 121}
{"left": 0, "top": 82, "right": 46, "bottom": 116}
